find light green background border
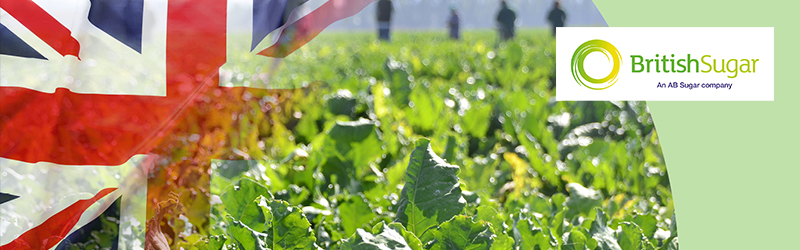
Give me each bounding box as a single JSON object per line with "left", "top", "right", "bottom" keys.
{"left": 592, "top": 0, "right": 799, "bottom": 249}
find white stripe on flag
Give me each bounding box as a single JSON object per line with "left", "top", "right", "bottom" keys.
{"left": 0, "top": 0, "right": 168, "bottom": 96}
{"left": 219, "top": 0, "right": 330, "bottom": 89}
{"left": 0, "top": 155, "right": 149, "bottom": 249}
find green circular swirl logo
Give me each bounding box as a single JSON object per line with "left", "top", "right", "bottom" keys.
{"left": 571, "top": 39, "right": 622, "bottom": 90}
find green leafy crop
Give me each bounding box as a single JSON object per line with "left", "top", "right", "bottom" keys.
{"left": 395, "top": 138, "right": 466, "bottom": 235}
{"left": 165, "top": 30, "right": 677, "bottom": 250}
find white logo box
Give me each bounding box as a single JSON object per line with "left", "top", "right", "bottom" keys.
{"left": 556, "top": 27, "right": 773, "bottom": 101}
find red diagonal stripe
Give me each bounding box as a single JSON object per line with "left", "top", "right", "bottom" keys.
{"left": 259, "top": 0, "right": 375, "bottom": 58}
{"left": 0, "top": 188, "right": 117, "bottom": 250}
{"left": 0, "top": 0, "right": 81, "bottom": 59}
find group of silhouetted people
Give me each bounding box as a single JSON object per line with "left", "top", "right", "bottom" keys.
{"left": 376, "top": 0, "right": 567, "bottom": 41}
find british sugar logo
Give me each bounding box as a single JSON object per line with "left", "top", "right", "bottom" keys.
{"left": 570, "top": 39, "right": 622, "bottom": 90}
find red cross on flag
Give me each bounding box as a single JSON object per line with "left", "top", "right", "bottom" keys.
{"left": 0, "top": 0, "right": 374, "bottom": 248}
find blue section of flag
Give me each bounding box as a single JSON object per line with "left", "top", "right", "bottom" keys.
{"left": 252, "top": 0, "right": 289, "bottom": 51}
{"left": 54, "top": 196, "right": 121, "bottom": 250}
{"left": 88, "top": 0, "right": 144, "bottom": 53}
{"left": 0, "top": 24, "right": 46, "bottom": 60}
{"left": 0, "top": 192, "right": 19, "bottom": 205}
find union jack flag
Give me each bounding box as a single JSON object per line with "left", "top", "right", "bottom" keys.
{"left": 0, "top": 0, "right": 373, "bottom": 248}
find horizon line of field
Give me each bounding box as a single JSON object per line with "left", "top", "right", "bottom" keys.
{"left": 224, "top": 26, "right": 604, "bottom": 35}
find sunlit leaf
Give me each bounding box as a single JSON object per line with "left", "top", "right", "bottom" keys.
{"left": 563, "top": 228, "right": 594, "bottom": 250}
{"left": 227, "top": 216, "right": 269, "bottom": 250}
{"left": 340, "top": 222, "right": 419, "bottom": 250}
{"left": 221, "top": 179, "right": 272, "bottom": 232}
{"left": 339, "top": 194, "right": 377, "bottom": 237}
{"left": 422, "top": 215, "right": 495, "bottom": 250}
{"left": 395, "top": 139, "right": 466, "bottom": 235}
{"left": 589, "top": 208, "right": 622, "bottom": 250}
{"left": 618, "top": 222, "right": 655, "bottom": 250}
{"left": 632, "top": 214, "right": 658, "bottom": 239}
{"left": 264, "top": 200, "right": 318, "bottom": 250}
{"left": 513, "top": 215, "right": 552, "bottom": 250}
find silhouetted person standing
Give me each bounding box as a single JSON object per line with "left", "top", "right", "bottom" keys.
{"left": 547, "top": 1, "right": 567, "bottom": 37}
{"left": 448, "top": 7, "right": 460, "bottom": 40}
{"left": 496, "top": 1, "right": 516, "bottom": 41}
{"left": 377, "top": 0, "right": 394, "bottom": 41}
